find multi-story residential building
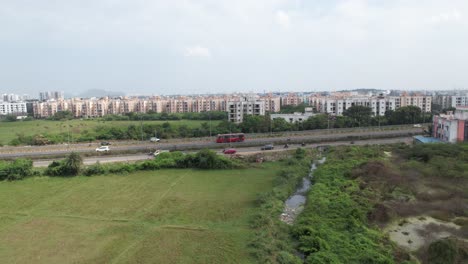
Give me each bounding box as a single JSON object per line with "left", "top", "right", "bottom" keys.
{"left": 227, "top": 95, "right": 265, "bottom": 123}
{"left": 433, "top": 95, "right": 453, "bottom": 110}
{"left": 433, "top": 107, "right": 468, "bottom": 143}
{"left": 260, "top": 94, "right": 281, "bottom": 112}
{"left": 450, "top": 95, "right": 468, "bottom": 108}
{"left": 309, "top": 95, "right": 430, "bottom": 116}
{"left": 0, "top": 102, "right": 27, "bottom": 115}
{"left": 281, "top": 93, "right": 305, "bottom": 106}
{"left": 39, "top": 91, "right": 64, "bottom": 101}
{"left": 399, "top": 95, "right": 431, "bottom": 112}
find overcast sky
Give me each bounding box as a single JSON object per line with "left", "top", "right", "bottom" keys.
{"left": 1, "top": 0, "right": 467, "bottom": 96}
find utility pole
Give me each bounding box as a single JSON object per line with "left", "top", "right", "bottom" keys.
{"left": 140, "top": 116, "right": 144, "bottom": 142}
{"left": 67, "top": 123, "right": 70, "bottom": 149}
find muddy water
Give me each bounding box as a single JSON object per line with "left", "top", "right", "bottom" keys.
{"left": 280, "top": 157, "right": 326, "bottom": 225}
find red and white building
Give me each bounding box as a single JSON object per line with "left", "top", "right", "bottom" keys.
{"left": 433, "top": 107, "right": 468, "bottom": 143}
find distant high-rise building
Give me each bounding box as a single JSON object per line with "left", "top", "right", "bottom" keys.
{"left": 39, "top": 91, "right": 64, "bottom": 101}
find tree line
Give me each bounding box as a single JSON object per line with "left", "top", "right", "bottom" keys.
{"left": 8, "top": 105, "right": 431, "bottom": 146}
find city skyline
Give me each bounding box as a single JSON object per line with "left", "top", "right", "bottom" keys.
{"left": 1, "top": 1, "right": 468, "bottom": 95}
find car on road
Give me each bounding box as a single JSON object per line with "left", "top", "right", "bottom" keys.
{"left": 148, "top": 150, "right": 161, "bottom": 156}
{"left": 100, "top": 141, "right": 111, "bottom": 146}
{"left": 413, "top": 124, "right": 422, "bottom": 128}
{"left": 261, "top": 144, "right": 274, "bottom": 150}
{"left": 150, "top": 137, "right": 160, "bottom": 142}
{"left": 222, "top": 148, "right": 237, "bottom": 154}
{"left": 95, "top": 146, "right": 110, "bottom": 152}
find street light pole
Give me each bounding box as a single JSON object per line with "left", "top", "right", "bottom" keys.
{"left": 209, "top": 111, "right": 212, "bottom": 137}
{"left": 140, "top": 116, "right": 144, "bottom": 142}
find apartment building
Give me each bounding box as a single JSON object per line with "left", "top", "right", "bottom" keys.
{"left": 39, "top": 91, "right": 64, "bottom": 101}
{"left": 281, "top": 93, "right": 305, "bottom": 106}
{"left": 227, "top": 96, "right": 265, "bottom": 123}
{"left": 309, "top": 95, "right": 430, "bottom": 116}
{"left": 433, "top": 95, "right": 453, "bottom": 109}
{"left": 451, "top": 96, "right": 468, "bottom": 108}
{"left": 433, "top": 107, "right": 468, "bottom": 143}
{"left": 0, "top": 102, "right": 27, "bottom": 115}
{"left": 260, "top": 94, "right": 281, "bottom": 112}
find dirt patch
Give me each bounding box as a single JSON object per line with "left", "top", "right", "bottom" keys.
{"left": 385, "top": 216, "right": 464, "bottom": 252}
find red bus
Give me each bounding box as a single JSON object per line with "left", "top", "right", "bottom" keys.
{"left": 216, "top": 133, "right": 245, "bottom": 143}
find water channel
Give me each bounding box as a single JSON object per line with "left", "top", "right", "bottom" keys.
{"left": 280, "top": 157, "right": 327, "bottom": 225}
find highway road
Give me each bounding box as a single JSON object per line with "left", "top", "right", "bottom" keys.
{"left": 0, "top": 126, "right": 424, "bottom": 159}
{"left": 32, "top": 136, "right": 413, "bottom": 168}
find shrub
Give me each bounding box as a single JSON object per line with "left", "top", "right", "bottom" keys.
{"left": 0, "top": 159, "right": 34, "bottom": 181}
{"left": 45, "top": 152, "right": 83, "bottom": 177}
{"left": 83, "top": 162, "right": 106, "bottom": 176}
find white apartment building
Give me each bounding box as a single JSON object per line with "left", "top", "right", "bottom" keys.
{"left": 227, "top": 96, "right": 265, "bottom": 123}
{"left": 0, "top": 102, "right": 27, "bottom": 115}
{"left": 310, "top": 96, "right": 430, "bottom": 116}
{"left": 451, "top": 96, "right": 468, "bottom": 108}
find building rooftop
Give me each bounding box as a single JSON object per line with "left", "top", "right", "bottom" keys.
{"left": 413, "top": 136, "right": 443, "bottom": 144}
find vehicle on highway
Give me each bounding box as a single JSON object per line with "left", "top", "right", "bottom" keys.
{"left": 222, "top": 148, "right": 237, "bottom": 154}
{"left": 100, "top": 141, "right": 111, "bottom": 146}
{"left": 150, "top": 137, "right": 160, "bottom": 142}
{"left": 261, "top": 144, "right": 274, "bottom": 150}
{"left": 350, "top": 141, "right": 355, "bottom": 144}
{"left": 96, "top": 146, "right": 110, "bottom": 152}
{"left": 216, "top": 133, "right": 245, "bottom": 143}
{"left": 148, "top": 150, "right": 168, "bottom": 156}
{"left": 413, "top": 124, "right": 422, "bottom": 128}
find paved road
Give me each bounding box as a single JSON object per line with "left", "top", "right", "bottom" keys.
{"left": 1, "top": 126, "right": 423, "bottom": 159}
{"left": 32, "top": 137, "right": 413, "bottom": 167}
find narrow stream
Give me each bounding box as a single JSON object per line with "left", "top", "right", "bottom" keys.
{"left": 280, "top": 157, "right": 326, "bottom": 225}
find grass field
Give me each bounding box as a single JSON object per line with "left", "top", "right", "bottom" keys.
{"left": 0, "top": 164, "right": 278, "bottom": 263}
{"left": 0, "top": 119, "right": 220, "bottom": 144}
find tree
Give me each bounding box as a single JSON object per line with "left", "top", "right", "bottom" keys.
{"left": 343, "top": 106, "right": 372, "bottom": 127}
{"left": 272, "top": 118, "right": 292, "bottom": 132}
{"left": 63, "top": 152, "right": 83, "bottom": 176}
{"left": 388, "top": 106, "right": 422, "bottom": 125}
{"left": 50, "top": 110, "right": 73, "bottom": 121}
{"left": 279, "top": 103, "right": 308, "bottom": 114}
{"left": 4, "top": 114, "right": 17, "bottom": 122}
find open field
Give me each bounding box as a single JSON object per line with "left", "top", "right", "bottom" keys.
{"left": 0, "top": 164, "right": 278, "bottom": 263}
{"left": 0, "top": 119, "right": 220, "bottom": 144}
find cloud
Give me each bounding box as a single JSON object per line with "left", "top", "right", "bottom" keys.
{"left": 184, "top": 46, "right": 211, "bottom": 58}
{"left": 276, "top": 10, "right": 290, "bottom": 28}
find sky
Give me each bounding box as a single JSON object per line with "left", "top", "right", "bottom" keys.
{"left": 1, "top": 0, "right": 468, "bottom": 96}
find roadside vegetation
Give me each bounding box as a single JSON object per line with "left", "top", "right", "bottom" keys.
{"left": 0, "top": 149, "right": 243, "bottom": 181}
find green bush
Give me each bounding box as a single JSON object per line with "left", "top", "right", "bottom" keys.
{"left": 427, "top": 238, "right": 459, "bottom": 264}
{"left": 44, "top": 152, "right": 83, "bottom": 177}
{"left": 83, "top": 162, "right": 107, "bottom": 176}
{"left": 0, "top": 159, "right": 34, "bottom": 181}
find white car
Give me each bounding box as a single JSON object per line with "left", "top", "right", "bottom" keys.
{"left": 96, "top": 146, "right": 110, "bottom": 152}
{"left": 150, "top": 137, "right": 160, "bottom": 142}
{"left": 413, "top": 124, "right": 422, "bottom": 128}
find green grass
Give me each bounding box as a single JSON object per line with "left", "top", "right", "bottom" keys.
{"left": 0, "top": 119, "right": 219, "bottom": 144}
{"left": 0, "top": 165, "right": 278, "bottom": 264}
